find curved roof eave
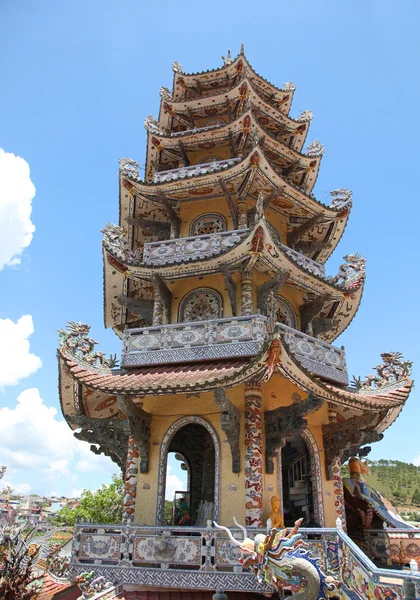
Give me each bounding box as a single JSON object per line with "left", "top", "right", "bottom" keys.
{"left": 274, "top": 335, "right": 413, "bottom": 414}
{"left": 173, "top": 53, "right": 294, "bottom": 112}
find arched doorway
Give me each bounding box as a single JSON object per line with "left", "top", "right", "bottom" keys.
{"left": 156, "top": 416, "right": 220, "bottom": 525}
{"left": 278, "top": 430, "right": 324, "bottom": 526}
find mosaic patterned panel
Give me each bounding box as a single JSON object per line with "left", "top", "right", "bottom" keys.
{"left": 180, "top": 288, "right": 222, "bottom": 322}
{"left": 153, "top": 158, "right": 241, "bottom": 183}
{"left": 244, "top": 382, "right": 263, "bottom": 527}
{"left": 143, "top": 229, "right": 247, "bottom": 266}
{"left": 79, "top": 534, "right": 121, "bottom": 561}
{"left": 279, "top": 322, "right": 348, "bottom": 385}
{"left": 215, "top": 538, "right": 242, "bottom": 566}
{"left": 133, "top": 535, "right": 201, "bottom": 565}
{"left": 121, "top": 315, "right": 266, "bottom": 367}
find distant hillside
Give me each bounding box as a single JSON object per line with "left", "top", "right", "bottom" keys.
{"left": 342, "top": 460, "right": 420, "bottom": 507}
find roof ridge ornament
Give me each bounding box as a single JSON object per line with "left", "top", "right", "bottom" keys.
{"left": 352, "top": 352, "right": 413, "bottom": 391}
{"left": 172, "top": 61, "right": 183, "bottom": 74}
{"left": 119, "top": 157, "right": 141, "bottom": 179}
{"left": 330, "top": 188, "right": 353, "bottom": 209}
{"left": 144, "top": 114, "right": 165, "bottom": 135}
{"left": 58, "top": 321, "right": 118, "bottom": 368}
{"left": 306, "top": 140, "right": 325, "bottom": 157}
{"left": 102, "top": 222, "right": 142, "bottom": 263}
{"left": 332, "top": 253, "right": 366, "bottom": 289}
{"left": 222, "top": 49, "right": 233, "bottom": 66}
{"left": 297, "top": 110, "right": 314, "bottom": 122}
{"left": 240, "top": 43, "right": 245, "bottom": 55}
{"left": 159, "top": 86, "right": 171, "bottom": 101}
{"left": 282, "top": 81, "right": 296, "bottom": 92}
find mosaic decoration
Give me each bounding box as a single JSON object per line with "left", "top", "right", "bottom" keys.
{"left": 275, "top": 295, "right": 297, "bottom": 328}
{"left": 214, "top": 519, "right": 340, "bottom": 597}
{"left": 133, "top": 534, "right": 201, "bottom": 565}
{"left": 102, "top": 222, "right": 142, "bottom": 263}
{"left": 142, "top": 228, "right": 247, "bottom": 266}
{"left": 298, "top": 110, "right": 314, "bottom": 122}
{"left": 352, "top": 351, "right": 412, "bottom": 390}
{"left": 79, "top": 534, "right": 121, "bottom": 561}
{"left": 244, "top": 381, "right": 263, "bottom": 527}
{"left": 58, "top": 321, "right": 118, "bottom": 369}
{"left": 179, "top": 288, "right": 222, "bottom": 322}
{"left": 144, "top": 114, "right": 165, "bottom": 135}
{"left": 122, "top": 435, "right": 139, "bottom": 523}
{"left": 214, "top": 388, "right": 240, "bottom": 472}
{"left": 153, "top": 157, "right": 241, "bottom": 183}
{"left": 118, "top": 157, "right": 141, "bottom": 180}
{"left": 155, "top": 416, "right": 220, "bottom": 525}
{"left": 240, "top": 271, "right": 254, "bottom": 316}
{"left": 330, "top": 188, "right": 353, "bottom": 210}
{"left": 306, "top": 139, "right": 325, "bottom": 157}
{"left": 278, "top": 322, "right": 348, "bottom": 385}
{"left": 283, "top": 81, "right": 296, "bottom": 91}
{"left": 332, "top": 253, "right": 366, "bottom": 289}
{"left": 159, "top": 86, "right": 171, "bottom": 100}
{"left": 328, "top": 407, "right": 347, "bottom": 529}
{"left": 172, "top": 61, "right": 183, "bottom": 73}
{"left": 190, "top": 213, "right": 226, "bottom": 236}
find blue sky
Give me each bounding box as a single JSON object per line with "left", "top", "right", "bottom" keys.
{"left": 0, "top": 0, "right": 419, "bottom": 497}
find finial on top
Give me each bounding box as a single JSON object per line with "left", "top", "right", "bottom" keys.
{"left": 172, "top": 61, "right": 183, "bottom": 74}
{"left": 222, "top": 50, "right": 233, "bottom": 66}
{"left": 240, "top": 43, "right": 245, "bottom": 55}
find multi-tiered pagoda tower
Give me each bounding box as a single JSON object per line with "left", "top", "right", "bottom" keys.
{"left": 58, "top": 49, "right": 414, "bottom": 597}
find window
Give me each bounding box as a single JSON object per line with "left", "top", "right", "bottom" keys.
{"left": 276, "top": 296, "right": 297, "bottom": 329}
{"left": 179, "top": 288, "right": 223, "bottom": 322}
{"left": 190, "top": 213, "right": 227, "bottom": 236}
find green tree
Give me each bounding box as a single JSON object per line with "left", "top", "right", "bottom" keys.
{"left": 412, "top": 489, "right": 420, "bottom": 506}
{"left": 55, "top": 474, "right": 123, "bottom": 526}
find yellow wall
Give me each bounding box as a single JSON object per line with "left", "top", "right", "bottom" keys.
{"left": 134, "top": 374, "right": 337, "bottom": 527}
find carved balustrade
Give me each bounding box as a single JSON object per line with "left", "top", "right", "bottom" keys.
{"left": 277, "top": 322, "right": 348, "bottom": 385}
{"left": 279, "top": 243, "right": 326, "bottom": 278}
{"left": 170, "top": 124, "right": 221, "bottom": 137}
{"left": 121, "top": 314, "right": 266, "bottom": 367}
{"left": 69, "top": 523, "right": 420, "bottom": 597}
{"left": 143, "top": 229, "right": 249, "bottom": 266}
{"left": 70, "top": 523, "right": 336, "bottom": 593}
{"left": 153, "top": 157, "right": 241, "bottom": 183}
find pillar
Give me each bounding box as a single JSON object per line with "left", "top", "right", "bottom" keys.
{"left": 328, "top": 405, "right": 347, "bottom": 531}
{"left": 152, "top": 293, "right": 163, "bottom": 325}
{"left": 122, "top": 435, "right": 139, "bottom": 524}
{"left": 236, "top": 196, "right": 248, "bottom": 229}
{"left": 244, "top": 380, "right": 263, "bottom": 527}
{"left": 240, "top": 271, "right": 254, "bottom": 316}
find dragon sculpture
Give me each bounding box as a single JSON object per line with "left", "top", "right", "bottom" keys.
{"left": 332, "top": 253, "right": 366, "bottom": 289}
{"left": 352, "top": 351, "right": 412, "bottom": 390}
{"left": 101, "top": 222, "right": 142, "bottom": 263}
{"left": 214, "top": 518, "right": 340, "bottom": 599}
{"left": 58, "top": 321, "right": 118, "bottom": 368}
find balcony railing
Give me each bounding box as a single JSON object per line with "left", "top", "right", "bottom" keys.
{"left": 277, "top": 322, "right": 348, "bottom": 385}
{"left": 170, "top": 124, "right": 221, "bottom": 137}
{"left": 121, "top": 314, "right": 266, "bottom": 368}
{"left": 121, "top": 315, "right": 348, "bottom": 384}
{"left": 143, "top": 229, "right": 249, "bottom": 266}
{"left": 280, "top": 243, "right": 326, "bottom": 278}
{"left": 153, "top": 157, "right": 241, "bottom": 183}
{"left": 69, "top": 522, "right": 420, "bottom": 597}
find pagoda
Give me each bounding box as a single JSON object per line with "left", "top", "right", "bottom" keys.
{"left": 58, "top": 49, "right": 414, "bottom": 597}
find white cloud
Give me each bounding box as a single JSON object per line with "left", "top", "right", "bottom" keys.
{"left": 0, "top": 148, "right": 36, "bottom": 270}
{"left": 1, "top": 479, "right": 31, "bottom": 495}
{"left": 70, "top": 488, "right": 84, "bottom": 498}
{"left": 0, "top": 315, "right": 42, "bottom": 388}
{"left": 414, "top": 455, "right": 420, "bottom": 467}
{"left": 0, "top": 388, "right": 119, "bottom": 494}
{"left": 165, "top": 465, "right": 185, "bottom": 500}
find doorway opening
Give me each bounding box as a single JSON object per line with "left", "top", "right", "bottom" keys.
{"left": 160, "top": 420, "right": 218, "bottom": 526}
{"left": 281, "top": 434, "right": 314, "bottom": 526}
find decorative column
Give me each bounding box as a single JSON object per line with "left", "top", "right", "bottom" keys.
{"left": 240, "top": 271, "right": 254, "bottom": 316}
{"left": 122, "top": 435, "right": 139, "bottom": 524}
{"left": 328, "top": 404, "right": 347, "bottom": 530}
{"left": 152, "top": 293, "right": 163, "bottom": 325}
{"left": 244, "top": 380, "right": 263, "bottom": 527}
{"left": 236, "top": 196, "right": 248, "bottom": 229}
